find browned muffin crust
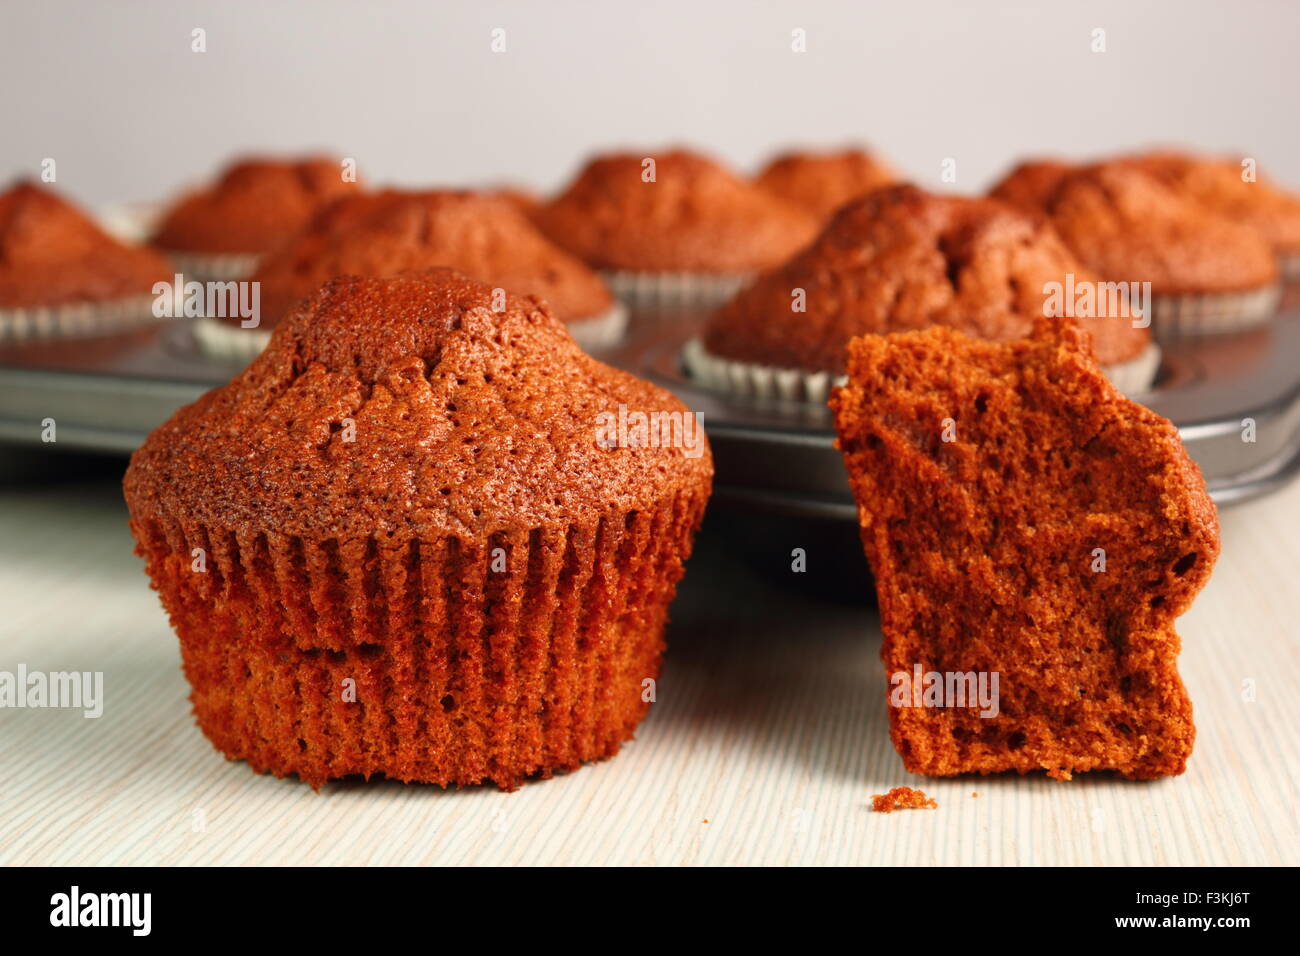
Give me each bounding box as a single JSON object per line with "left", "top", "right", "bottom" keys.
{"left": 534, "top": 149, "right": 820, "bottom": 273}
{"left": 1123, "top": 151, "right": 1300, "bottom": 255}
{"left": 245, "top": 190, "right": 614, "bottom": 329}
{"left": 152, "top": 156, "right": 361, "bottom": 254}
{"left": 129, "top": 268, "right": 706, "bottom": 538}
{"left": 991, "top": 161, "right": 1278, "bottom": 294}
{"left": 0, "top": 181, "right": 171, "bottom": 308}
{"left": 831, "top": 321, "right": 1218, "bottom": 780}
{"left": 124, "top": 269, "right": 712, "bottom": 788}
{"left": 704, "top": 184, "right": 1150, "bottom": 372}
{"left": 756, "top": 148, "right": 898, "bottom": 220}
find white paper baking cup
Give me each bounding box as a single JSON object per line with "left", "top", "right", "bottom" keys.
{"left": 565, "top": 302, "right": 629, "bottom": 350}
{"left": 1149, "top": 284, "right": 1281, "bottom": 338}
{"left": 158, "top": 250, "right": 261, "bottom": 283}
{"left": 601, "top": 269, "right": 752, "bottom": 310}
{"left": 194, "top": 302, "right": 631, "bottom": 363}
{"left": 0, "top": 294, "right": 162, "bottom": 343}
{"left": 192, "top": 315, "right": 270, "bottom": 362}
{"left": 683, "top": 337, "right": 1162, "bottom": 405}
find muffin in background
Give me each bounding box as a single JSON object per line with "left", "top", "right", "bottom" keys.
{"left": 755, "top": 147, "right": 897, "bottom": 221}
{"left": 0, "top": 180, "right": 171, "bottom": 340}
{"left": 152, "top": 156, "right": 362, "bottom": 280}
{"left": 534, "top": 148, "right": 819, "bottom": 308}
{"left": 125, "top": 268, "right": 713, "bottom": 789}
{"left": 689, "top": 185, "right": 1157, "bottom": 403}
{"left": 1124, "top": 151, "right": 1300, "bottom": 279}
{"left": 991, "top": 161, "right": 1280, "bottom": 336}
{"left": 194, "top": 190, "right": 624, "bottom": 360}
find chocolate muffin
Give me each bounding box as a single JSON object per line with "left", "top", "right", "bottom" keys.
{"left": 690, "top": 185, "right": 1156, "bottom": 402}
{"left": 534, "top": 149, "right": 819, "bottom": 307}
{"left": 1125, "top": 151, "right": 1300, "bottom": 278}
{"left": 196, "top": 190, "right": 622, "bottom": 360}
{"left": 831, "top": 319, "right": 1217, "bottom": 779}
{"left": 152, "top": 156, "right": 361, "bottom": 280}
{"left": 991, "top": 161, "right": 1280, "bottom": 335}
{"left": 756, "top": 147, "right": 897, "bottom": 220}
{"left": 0, "top": 181, "right": 171, "bottom": 339}
{"left": 125, "top": 268, "right": 712, "bottom": 789}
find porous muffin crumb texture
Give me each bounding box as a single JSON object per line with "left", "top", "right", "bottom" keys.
{"left": 534, "top": 149, "right": 819, "bottom": 273}
{"left": 152, "top": 156, "right": 361, "bottom": 254}
{"left": 871, "top": 787, "right": 938, "bottom": 812}
{"left": 830, "top": 322, "right": 1217, "bottom": 780}
{"left": 705, "top": 185, "right": 1150, "bottom": 372}
{"left": 125, "top": 268, "right": 712, "bottom": 788}
{"left": 248, "top": 190, "right": 614, "bottom": 329}
{"left": 0, "top": 181, "right": 171, "bottom": 308}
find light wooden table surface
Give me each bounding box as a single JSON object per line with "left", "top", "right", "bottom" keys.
{"left": 0, "top": 465, "right": 1295, "bottom": 866}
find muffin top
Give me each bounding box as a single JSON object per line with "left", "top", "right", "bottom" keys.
{"left": 756, "top": 148, "right": 897, "bottom": 220}
{"left": 0, "top": 181, "right": 171, "bottom": 308}
{"left": 125, "top": 269, "right": 711, "bottom": 540}
{"left": 246, "top": 190, "right": 615, "bottom": 329}
{"left": 152, "top": 156, "right": 361, "bottom": 254}
{"left": 703, "top": 184, "right": 1150, "bottom": 373}
{"left": 534, "top": 149, "right": 819, "bottom": 273}
{"left": 1123, "top": 151, "right": 1300, "bottom": 254}
{"left": 991, "top": 161, "right": 1278, "bottom": 294}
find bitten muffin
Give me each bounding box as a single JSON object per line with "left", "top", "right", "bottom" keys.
{"left": 830, "top": 319, "right": 1218, "bottom": 779}
{"left": 152, "top": 156, "right": 361, "bottom": 279}
{"left": 756, "top": 147, "right": 898, "bottom": 220}
{"left": 691, "top": 185, "right": 1156, "bottom": 402}
{"left": 533, "top": 149, "right": 820, "bottom": 307}
{"left": 0, "top": 181, "right": 171, "bottom": 338}
{"left": 991, "top": 161, "right": 1280, "bottom": 335}
{"left": 196, "top": 190, "right": 622, "bottom": 359}
{"left": 125, "top": 268, "right": 712, "bottom": 789}
{"left": 1124, "top": 151, "right": 1300, "bottom": 277}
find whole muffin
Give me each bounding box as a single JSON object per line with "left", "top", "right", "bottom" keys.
{"left": 991, "top": 161, "right": 1280, "bottom": 335}
{"left": 534, "top": 149, "right": 819, "bottom": 307}
{"left": 692, "top": 185, "right": 1156, "bottom": 402}
{"left": 756, "top": 147, "right": 897, "bottom": 220}
{"left": 125, "top": 268, "right": 712, "bottom": 789}
{"left": 196, "top": 190, "right": 622, "bottom": 359}
{"left": 152, "top": 156, "right": 361, "bottom": 279}
{"left": 1124, "top": 151, "right": 1300, "bottom": 277}
{"left": 0, "top": 181, "right": 171, "bottom": 339}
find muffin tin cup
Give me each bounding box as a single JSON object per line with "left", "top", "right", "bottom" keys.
{"left": 159, "top": 250, "right": 261, "bottom": 283}
{"left": 0, "top": 294, "right": 162, "bottom": 343}
{"left": 682, "top": 336, "right": 1162, "bottom": 404}
{"left": 1149, "top": 284, "right": 1282, "bottom": 338}
{"left": 601, "top": 269, "right": 753, "bottom": 310}
{"left": 129, "top": 488, "right": 706, "bottom": 788}
{"left": 193, "top": 302, "right": 633, "bottom": 364}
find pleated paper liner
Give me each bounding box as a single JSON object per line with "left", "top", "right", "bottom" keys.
{"left": 683, "top": 336, "right": 1163, "bottom": 404}
{"left": 129, "top": 488, "right": 707, "bottom": 788}
{"left": 1149, "top": 283, "right": 1282, "bottom": 339}
{"left": 194, "top": 302, "right": 631, "bottom": 363}
{"left": 0, "top": 294, "right": 162, "bottom": 343}
{"left": 602, "top": 269, "right": 752, "bottom": 310}
{"left": 158, "top": 249, "right": 261, "bottom": 283}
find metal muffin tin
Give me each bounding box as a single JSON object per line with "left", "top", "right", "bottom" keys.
{"left": 2, "top": 303, "right": 1300, "bottom": 518}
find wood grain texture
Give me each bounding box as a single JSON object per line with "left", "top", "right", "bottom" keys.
{"left": 0, "top": 473, "right": 1295, "bottom": 866}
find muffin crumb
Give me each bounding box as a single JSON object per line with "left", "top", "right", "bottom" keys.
{"left": 871, "top": 787, "right": 937, "bottom": 813}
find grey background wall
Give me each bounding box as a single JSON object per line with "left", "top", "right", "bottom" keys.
{"left": 3, "top": 0, "right": 1297, "bottom": 208}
